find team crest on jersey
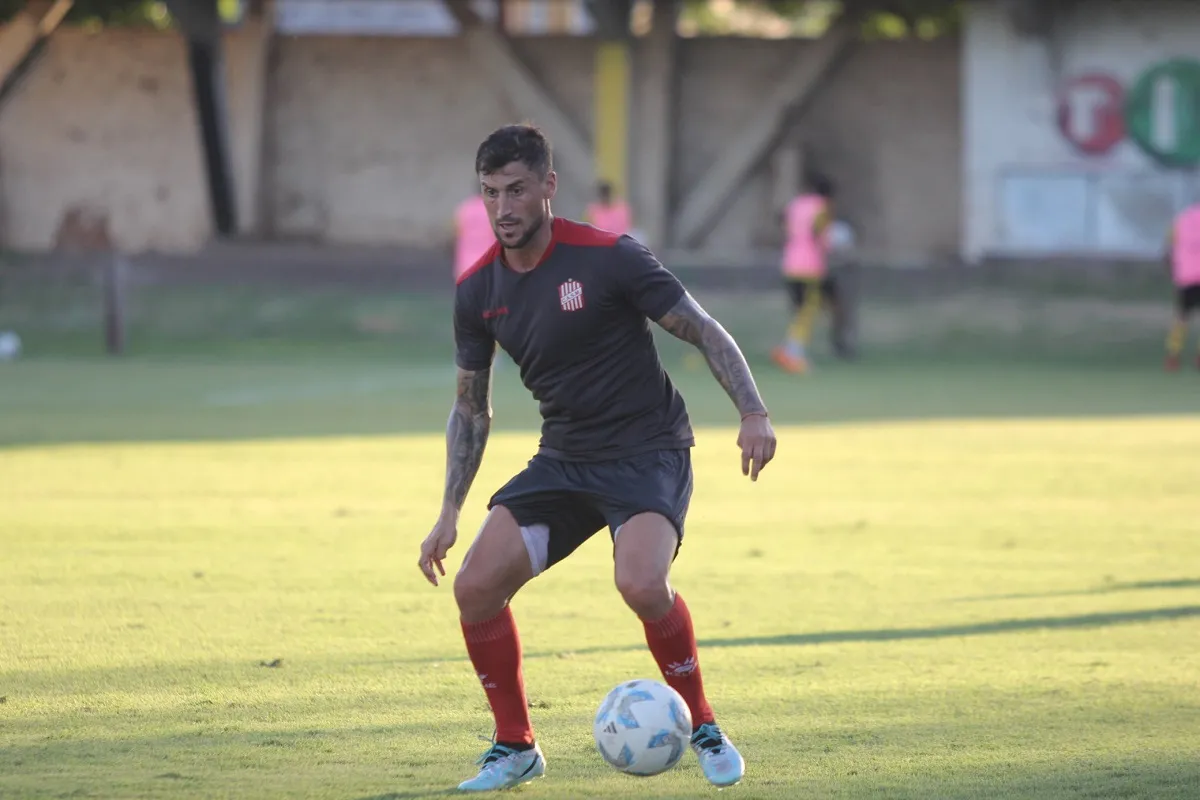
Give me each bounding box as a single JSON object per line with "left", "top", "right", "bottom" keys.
{"left": 559, "top": 279, "right": 585, "bottom": 311}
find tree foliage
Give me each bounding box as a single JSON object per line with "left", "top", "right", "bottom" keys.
{"left": 679, "top": 0, "right": 964, "bottom": 38}
{"left": 0, "top": 0, "right": 169, "bottom": 26}
{"left": 0, "top": 0, "right": 961, "bottom": 37}
{"left": 0, "top": 0, "right": 241, "bottom": 27}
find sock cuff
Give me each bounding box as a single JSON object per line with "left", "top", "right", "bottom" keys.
{"left": 461, "top": 606, "right": 516, "bottom": 644}
{"left": 642, "top": 592, "right": 689, "bottom": 638}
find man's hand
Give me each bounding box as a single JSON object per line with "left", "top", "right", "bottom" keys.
{"left": 738, "top": 413, "right": 776, "bottom": 481}
{"left": 418, "top": 515, "right": 458, "bottom": 586}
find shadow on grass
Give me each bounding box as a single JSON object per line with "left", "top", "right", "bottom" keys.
{"left": 381, "top": 604, "right": 1200, "bottom": 665}
{"left": 950, "top": 577, "right": 1200, "bottom": 603}
{"left": 359, "top": 761, "right": 1199, "bottom": 800}
{"left": 355, "top": 792, "right": 460, "bottom": 800}
{"left": 687, "top": 604, "right": 1200, "bottom": 652}
{"left": 4, "top": 709, "right": 1198, "bottom": 800}
{"left": 3, "top": 357, "right": 1199, "bottom": 448}
{"left": 5, "top": 276, "right": 1198, "bottom": 447}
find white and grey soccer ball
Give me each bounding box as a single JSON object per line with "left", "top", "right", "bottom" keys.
{"left": 593, "top": 679, "right": 693, "bottom": 776}
{"left": 827, "top": 220, "right": 856, "bottom": 252}
{"left": 0, "top": 331, "right": 21, "bottom": 361}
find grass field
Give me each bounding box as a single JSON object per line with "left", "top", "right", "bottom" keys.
{"left": 2, "top": 282, "right": 1200, "bottom": 798}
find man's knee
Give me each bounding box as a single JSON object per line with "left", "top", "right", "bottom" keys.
{"left": 453, "top": 567, "right": 505, "bottom": 619}
{"left": 613, "top": 512, "right": 678, "bottom": 618}
{"left": 454, "top": 506, "right": 534, "bottom": 622}
{"left": 615, "top": 567, "right": 672, "bottom": 618}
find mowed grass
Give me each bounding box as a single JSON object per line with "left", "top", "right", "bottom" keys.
{"left": 2, "top": 355, "right": 1200, "bottom": 798}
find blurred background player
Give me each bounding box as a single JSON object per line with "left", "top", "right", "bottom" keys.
{"left": 454, "top": 189, "right": 494, "bottom": 283}
{"left": 1165, "top": 199, "right": 1200, "bottom": 371}
{"left": 455, "top": 186, "right": 512, "bottom": 370}
{"left": 825, "top": 217, "right": 858, "bottom": 360}
{"left": 772, "top": 175, "right": 835, "bottom": 373}
{"left": 585, "top": 180, "right": 633, "bottom": 235}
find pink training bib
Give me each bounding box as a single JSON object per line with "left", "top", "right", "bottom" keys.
{"left": 586, "top": 201, "right": 632, "bottom": 236}
{"left": 1173, "top": 204, "right": 1200, "bottom": 287}
{"left": 782, "top": 194, "right": 829, "bottom": 279}
{"left": 454, "top": 195, "right": 494, "bottom": 281}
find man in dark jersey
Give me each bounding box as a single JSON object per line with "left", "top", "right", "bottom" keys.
{"left": 417, "top": 125, "right": 776, "bottom": 793}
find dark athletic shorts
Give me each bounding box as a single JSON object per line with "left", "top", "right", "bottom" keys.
{"left": 1177, "top": 284, "right": 1200, "bottom": 314}
{"left": 487, "top": 448, "right": 693, "bottom": 574}
{"left": 785, "top": 276, "right": 838, "bottom": 309}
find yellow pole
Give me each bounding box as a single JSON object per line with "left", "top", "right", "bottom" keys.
{"left": 593, "top": 39, "right": 630, "bottom": 198}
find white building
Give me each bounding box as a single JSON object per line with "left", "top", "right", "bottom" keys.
{"left": 962, "top": 0, "right": 1200, "bottom": 261}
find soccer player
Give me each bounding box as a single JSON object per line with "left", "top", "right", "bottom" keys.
{"left": 824, "top": 218, "right": 858, "bottom": 361}
{"left": 772, "top": 175, "right": 836, "bottom": 374}
{"left": 417, "top": 124, "right": 777, "bottom": 793}
{"left": 1165, "top": 200, "right": 1200, "bottom": 371}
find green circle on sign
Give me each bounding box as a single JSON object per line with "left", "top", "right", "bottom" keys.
{"left": 1126, "top": 58, "right": 1200, "bottom": 167}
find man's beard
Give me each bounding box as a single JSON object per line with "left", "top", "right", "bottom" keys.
{"left": 499, "top": 211, "right": 546, "bottom": 251}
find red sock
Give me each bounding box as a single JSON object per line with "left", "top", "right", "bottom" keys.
{"left": 641, "top": 592, "right": 714, "bottom": 728}
{"left": 461, "top": 606, "right": 534, "bottom": 745}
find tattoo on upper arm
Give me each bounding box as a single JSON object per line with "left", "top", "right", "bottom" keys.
{"left": 443, "top": 367, "right": 493, "bottom": 510}
{"left": 656, "top": 294, "right": 768, "bottom": 418}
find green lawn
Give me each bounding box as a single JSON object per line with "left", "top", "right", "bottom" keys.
{"left": 2, "top": 274, "right": 1199, "bottom": 797}
{"left": 2, "top": 342, "right": 1199, "bottom": 798}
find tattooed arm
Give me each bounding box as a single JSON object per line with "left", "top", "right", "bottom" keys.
{"left": 656, "top": 292, "right": 777, "bottom": 480}
{"left": 656, "top": 293, "right": 769, "bottom": 420}
{"left": 418, "top": 365, "right": 492, "bottom": 585}
{"left": 442, "top": 366, "right": 493, "bottom": 514}
{"left": 612, "top": 235, "right": 774, "bottom": 478}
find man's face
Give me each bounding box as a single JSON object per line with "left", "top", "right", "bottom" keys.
{"left": 480, "top": 161, "right": 556, "bottom": 250}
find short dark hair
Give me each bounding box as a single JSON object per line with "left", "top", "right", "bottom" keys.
{"left": 476, "top": 124, "right": 553, "bottom": 178}
{"left": 809, "top": 174, "right": 835, "bottom": 198}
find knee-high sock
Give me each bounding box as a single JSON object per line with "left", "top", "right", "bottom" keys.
{"left": 641, "top": 593, "right": 714, "bottom": 729}
{"left": 462, "top": 607, "right": 534, "bottom": 745}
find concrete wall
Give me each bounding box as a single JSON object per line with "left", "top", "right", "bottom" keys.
{"left": 675, "top": 36, "right": 961, "bottom": 262}
{"left": 0, "top": 22, "right": 269, "bottom": 253}
{"left": 0, "top": 22, "right": 962, "bottom": 262}
{"left": 267, "top": 34, "right": 597, "bottom": 245}
{"left": 963, "top": 0, "right": 1200, "bottom": 261}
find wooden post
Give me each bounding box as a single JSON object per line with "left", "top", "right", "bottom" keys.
{"left": 103, "top": 254, "right": 127, "bottom": 356}
{"left": 53, "top": 205, "right": 126, "bottom": 356}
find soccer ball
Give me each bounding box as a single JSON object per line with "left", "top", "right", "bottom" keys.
{"left": 593, "top": 679, "right": 693, "bottom": 777}
{"left": 827, "top": 220, "right": 856, "bottom": 252}
{"left": 0, "top": 331, "right": 21, "bottom": 362}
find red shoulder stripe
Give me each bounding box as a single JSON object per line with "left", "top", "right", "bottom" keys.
{"left": 554, "top": 218, "right": 622, "bottom": 247}
{"left": 456, "top": 241, "right": 501, "bottom": 285}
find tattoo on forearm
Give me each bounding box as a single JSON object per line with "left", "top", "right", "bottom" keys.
{"left": 656, "top": 294, "right": 768, "bottom": 418}
{"left": 444, "top": 367, "right": 493, "bottom": 510}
